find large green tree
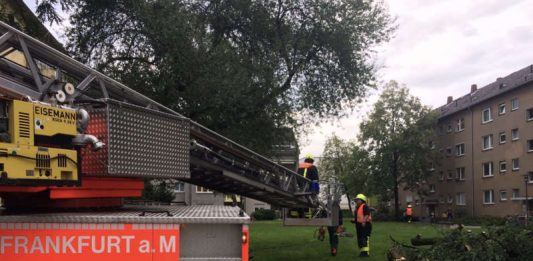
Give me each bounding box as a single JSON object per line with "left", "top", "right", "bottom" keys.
{"left": 34, "top": 0, "right": 395, "bottom": 153}
{"left": 359, "top": 81, "right": 437, "bottom": 219}
{"left": 321, "top": 135, "right": 369, "bottom": 194}
{"left": 320, "top": 134, "right": 369, "bottom": 214}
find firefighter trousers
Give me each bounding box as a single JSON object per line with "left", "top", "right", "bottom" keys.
{"left": 356, "top": 223, "right": 372, "bottom": 254}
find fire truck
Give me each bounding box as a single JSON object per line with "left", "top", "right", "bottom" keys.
{"left": 0, "top": 21, "right": 341, "bottom": 260}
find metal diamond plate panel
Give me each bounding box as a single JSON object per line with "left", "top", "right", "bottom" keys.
{"left": 0, "top": 206, "right": 250, "bottom": 224}
{"left": 81, "top": 100, "right": 190, "bottom": 178}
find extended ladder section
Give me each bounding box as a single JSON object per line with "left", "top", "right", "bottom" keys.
{"left": 0, "top": 22, "right": 317, "bottom": 208}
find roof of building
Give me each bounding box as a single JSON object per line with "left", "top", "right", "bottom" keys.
{"left": 437, "top": 64, "right": 533, "bottom": 119}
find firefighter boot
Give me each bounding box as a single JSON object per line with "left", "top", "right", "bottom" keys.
{"left": 359, "top": 236, "right": 370, "bottom": 257}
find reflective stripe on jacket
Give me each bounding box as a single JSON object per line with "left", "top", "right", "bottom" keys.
{"left": 299, "top": 162, "right": 313, "bottom": 178}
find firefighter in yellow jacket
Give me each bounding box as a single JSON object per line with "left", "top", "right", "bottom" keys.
{"left": 297, "top": 154, "right": 319, "bottom": 193}
{"left": 353, "top": 193, "right": 372, "bottom": 257}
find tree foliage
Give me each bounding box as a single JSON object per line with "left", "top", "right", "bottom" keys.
{"left": 390, "top": 222, "right": 533, "bottom": 261}
{"left": 320, "top": 135, "right": 369, "bottom": 198}
{"left": 35, "top": 0, "right": 395, "bottom": 153}
{"left": 359, "top": 81, "right": 437, "bottom": 219}
{"left": 142, "top": 179, "right": 176, "bottom": 203}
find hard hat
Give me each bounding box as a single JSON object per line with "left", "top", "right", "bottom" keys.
{"left": 355, "top": 193, "right": 367, "bottom": 202}
{"left": 407, "top": 204, "right": 412, "bottom": 208}
{"left": 304, "top": 154, "right": 314, "bottom": 160}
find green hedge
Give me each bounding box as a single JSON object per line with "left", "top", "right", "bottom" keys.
{"left": 455, "top": 215, "right": 506, "bottom": 226}
{"left": 251, "top": 209, "right": 276, "bottom": 220}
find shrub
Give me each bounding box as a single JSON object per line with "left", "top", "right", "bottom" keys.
{"left": 455, "top": 215, "right": 506, "bottom": 226}
{"left": 341, "top": 209, "right": 354, "bottom": 219}
{"left": 252, "top": 209, "right": 276, "bottom": 220}
{"left": 390, "top": 223, "right": 533, "bottom": 260}
{"left": 372, "top": 211, "right": 395, "bottom": 221}
{"left": 142, "top": 180, "right": 175, "bottom": 203}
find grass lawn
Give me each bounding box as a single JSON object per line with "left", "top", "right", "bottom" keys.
{"left": 250, "top": 219, "right": 443, "bottom": 261}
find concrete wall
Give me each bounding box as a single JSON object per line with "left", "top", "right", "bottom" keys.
{"left": 174, "top": 183, "right": 224, "bottom": 206}
{"left": 243, "top": 198, "right": 271, "bottom": 214}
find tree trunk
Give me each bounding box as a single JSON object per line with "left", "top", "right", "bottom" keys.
{"left": 411, "top": 237, "right": 438, "bottom": 246}
{"left": 393, "top": 151, "right": 400, "bottom": 220}
{"left": 346, "top": 192, "right": 354, "bottom": 217}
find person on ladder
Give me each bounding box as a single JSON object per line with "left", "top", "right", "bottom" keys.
{"left": 298, "top": 154, "right": 319, "bottom": 192}
{"left": 297, "top": 154, "right": 319, "bottom": 218}
{"left": 352, "top": 193, "right": 372, "bottom": 257}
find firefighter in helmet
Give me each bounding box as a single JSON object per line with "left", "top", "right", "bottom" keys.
{"left": 297, "top": 154, "right": 319, "bottom": 192}
{"left": 353, "top": 193, "right": 372, "bottom": 257}
{"left": 406, "top": 204, "right": 413, "bottom": 223}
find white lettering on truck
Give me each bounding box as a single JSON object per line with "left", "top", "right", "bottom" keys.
{"left": 0, "top": 235, "right": 177, "bottom": 254}
{"left": 159, "top": 236, "right": 176, "bottom": 253}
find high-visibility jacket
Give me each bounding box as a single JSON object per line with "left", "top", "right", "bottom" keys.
{"left": 298, "top": 162, "right": 312, "bottom": 178}
{"left": 406, "top": 207, "right": 412, "bottom": 216}
{"left": 357, "top": 203, "right": 372, "bottom": 224}
{"left": 298, "top": 162, "right": 318, "bottom": 181}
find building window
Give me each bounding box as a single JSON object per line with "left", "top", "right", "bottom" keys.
{"left": 500, "top": 190, "right": 507, "bottom": 201}
{"left": 528, "top": 172, "right": 533, "bottom": 183}
{"left": 429, "top": 184, "right": 436, "bottom": 193}
{"left": 456, "top": 167, "right": 465, "bottom": 180}
{"left": 482, "top": 162, "right": 493, "bottom": 177}
{"left": 175, "top": 182, "right": 185, "bottom": 192}
{"left": 456, "top": 118, "right": 465, "bottom": 131}
{"left": 512, "top": 158, "right": 520, "bottom": 171}
{"left": 499, "top": 132, "right": 506, "bottom": 144}
{"left": 527, "top": 108, "right": 533, "bottom": 121}
{"left": 447, "top": 194, "right": 453, "bottom": 204}
{"left": 511, "top": 98, "right": 519, "bottom": 111}
{"left": 528, "top": 140, "right": 533, "bottom": 152}
{"left": 447, "top": 124, "right": 453, "bottom": 133}
{"left": 512, "top": 189, "right": 520, "bottom": 199}
{"left": 439, "top": 171, "right": 444, "bottom": 181}
{"left": 482, "top": 135, "right": 493, "bottom": 150}
{"left": 447, "top": 170, "right": 454, "bottom": 180}
{"left": 511, "top": 128, "right": 519, "bottom": 141}
{"left": 428, "top": 140, "right": 436, "bottom": 150}
{"left": 456, "top": 192, "right": 466, "bottom": 206}
{"left": 499, "top": 161, "right": 507, "bottom": 173}
{"left": 498, "top": 103, "right": 506, "bottom": 115}
{"left": 482, "top": 108, "right": 492, "bottom": 123}
{"left": 483, "top": 190, "right": 494, "bottom": 204}
{"left": 446, "top": 147, "right": 452, "bottom": 157}
{"left": 439, "top": 195, "right": 445, "bottom": 203}
{"left": 456, "top": 143, "right": 465, "bottom": 156}
{"left": 196, "top": 186, "right": 213, "bottom": 193}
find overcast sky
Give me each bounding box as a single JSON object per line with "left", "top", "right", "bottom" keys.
{"left": 26, "top": 0, "right": 533, "bottom": 158}
{"left": 299, "top": 0, "right": 533, "bottom": 158}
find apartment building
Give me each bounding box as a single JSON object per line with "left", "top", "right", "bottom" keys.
{"left": 401, "top": 65, "right": 533, "bottom": 218}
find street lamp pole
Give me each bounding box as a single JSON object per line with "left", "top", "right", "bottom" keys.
{"left": 524, "top": 175, "right": 529, "bottom": 226}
